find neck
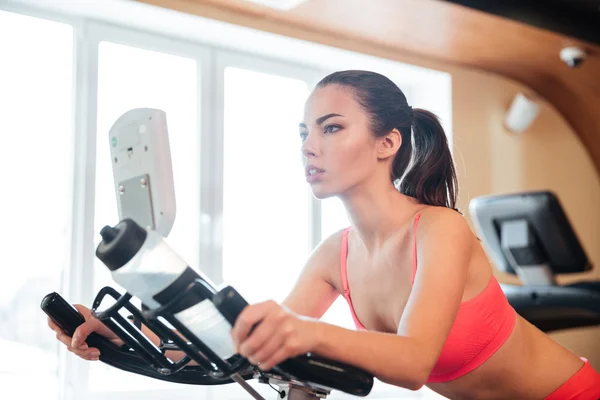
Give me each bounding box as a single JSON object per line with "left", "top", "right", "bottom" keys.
{"left": 339, "top": 179, "right": 421, "bottom": 251}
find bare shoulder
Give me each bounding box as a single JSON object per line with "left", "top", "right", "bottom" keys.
{"left": 283, "top": 228, "right": 348, "bottom": 316}
{"left": 305, "top": 227, "right": 348, "bottom": 287}
{"left": 416, "top": 206, "right": 473, "bottom": 241}
{"left": 308, "top": 227, "right": 348, "bottom": 265}
{"left": 320, "top": 227, "right": 348, "bottom": 251}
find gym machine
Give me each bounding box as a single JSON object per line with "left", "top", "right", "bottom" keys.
{"left": 469, "top": 191, "right": 600, "bottom": 333}
{"left": 42, "top": 108, "right": 374, "bottom": 400}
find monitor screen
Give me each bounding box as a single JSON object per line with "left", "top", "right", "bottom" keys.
{"left": 469, "top": 191, "right": 590, "bottom": 275}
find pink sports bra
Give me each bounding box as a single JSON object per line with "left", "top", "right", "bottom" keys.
{"left": 340, "top": 213, "right": 517, "bottom": 383}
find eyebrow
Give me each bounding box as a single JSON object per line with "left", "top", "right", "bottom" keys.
{"left": 299, "top": 113, "right": 344, "bottom": 129}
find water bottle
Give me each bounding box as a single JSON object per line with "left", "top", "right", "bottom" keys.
{"left": 95, "top": 218, "right": 237, "bottom": 360}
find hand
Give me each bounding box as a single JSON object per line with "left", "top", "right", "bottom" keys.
{"left": 47, "top": 304, "right": 125, "bottom": 361}
{"left": 230, "top": 300, "right": 321, "bottom": 372}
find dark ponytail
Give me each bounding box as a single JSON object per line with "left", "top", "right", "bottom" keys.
{"left": 316, "top": 70, "right": 458, "bottom": 211}
{"left": 396, "top": 108, "right": 458, "bottom": 211}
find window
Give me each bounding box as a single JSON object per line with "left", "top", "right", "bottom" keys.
{"left": 0, "top": 10, "right": 73, "bottom": 400}
{"left": 3, "top": 3, "right": 451, "bottom": 399}
{"left": 221, "top": 66, "right": 312, "bottom": 304}
{"left": 320, "top": 197, "right": 351, "bottom": 239}
{"left": 90, "top": 40, "right": 199, "bottom": 393}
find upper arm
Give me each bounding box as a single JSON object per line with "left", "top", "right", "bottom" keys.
{"left": 397, "top": 208, "right": 474, "bottom": 372}
{"left": 282, "top": 229, "right": 344, "bottom": 319}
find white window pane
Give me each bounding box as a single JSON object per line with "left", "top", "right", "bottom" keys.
{"left": 222, "top": 67, "right": 310, "bottom": 305}
{"left": 320, "top": 197, "right": 351, "bottom": 239}
{"left": 91, "top": 41, "right": 198, "bottom": 392}
{"left": 0, "top": 10, "right": 73, "bottom": 400}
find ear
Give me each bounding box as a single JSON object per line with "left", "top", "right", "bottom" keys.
{"left": 376, "top": 128, "right": 402, "bottom": 160}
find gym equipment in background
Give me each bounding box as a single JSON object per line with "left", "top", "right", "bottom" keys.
{"left": 469, "top": 191, "right": 600, "bottom": 333}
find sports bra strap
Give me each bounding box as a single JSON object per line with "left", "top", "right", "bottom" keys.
{"left": 411, "top": 212, "right": 422, "bottom": 285}
{"left": 340, "top": 227, "right": 351, "bottom": 297}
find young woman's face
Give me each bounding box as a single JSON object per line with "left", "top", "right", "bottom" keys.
{"left": 300, "top": 85, "right": 380, "bottom": 199}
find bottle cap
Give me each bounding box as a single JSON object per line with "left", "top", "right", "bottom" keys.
{"left": 96, "top": 218, "right": 148, "bottom": 271}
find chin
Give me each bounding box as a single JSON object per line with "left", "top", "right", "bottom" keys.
{"left": 309, "top": 184, "right": 338, "bottom": 200}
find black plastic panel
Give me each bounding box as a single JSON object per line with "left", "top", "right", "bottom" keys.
{"left": 469, "top": 191, "right": 590, "bottom": 275}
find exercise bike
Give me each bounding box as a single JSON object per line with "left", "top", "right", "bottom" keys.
{"left": 42, "top": 108, "right": 374, "bottom": 400}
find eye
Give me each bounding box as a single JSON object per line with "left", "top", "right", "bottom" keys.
{"left": 324, "top": 124, "right": 341, "bottom": 134}
{"left": 299, "top": 132, "right": 308, "bottom": 141}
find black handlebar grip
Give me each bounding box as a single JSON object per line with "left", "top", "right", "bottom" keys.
{"left": 40, "top": 292, "right": 107, "bottom": 350}
{"left": 212, "top": 286, "right": 374, "bottom": 396}
{"left": 212, "top": 285, "right": 248, "bottom": 326}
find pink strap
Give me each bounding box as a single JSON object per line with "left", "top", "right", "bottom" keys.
{"left": 412, "top": 213, "right": 422, "bottom": 285}
{"left": 340, "top": 227, "right": 351, "bottom": 297}
{"left": 340, "top": 227, "right": 366, "bottom": 330}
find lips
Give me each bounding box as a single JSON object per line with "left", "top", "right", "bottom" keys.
{"left": 305, "top": 165, "right": 325, "bottom": 177}
{"left": 305, "top": 165, "right": 325, "bottom": 184}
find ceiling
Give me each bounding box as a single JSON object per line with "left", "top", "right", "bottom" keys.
{"left": 137, "top": 0, "right": 600, "bottom": 176}
{"left": 443, "top": 0, "right": 600, "bottom": 46}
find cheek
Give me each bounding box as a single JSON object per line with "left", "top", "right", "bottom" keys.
{"left": 329, "top": 139, "right": 377, "bottom": 181}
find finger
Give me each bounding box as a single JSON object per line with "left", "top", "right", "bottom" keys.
{"left": 238, "top": 312, "right": 282, "bottom": 360}
{"left": 67, "top": 345, "right": 101, "bottom": 361}
{"left": 71, "top": 320, "right": 99, "bottom": 349}
{"left": 47, "top": 317, "right": 61, "bottom": 333}
{"left": 73, "top": 347, "right": 101, "bottom": 361}
{"left": 55, "top": 330, "right": 85, "bottom": 349}
{"left": 258, "top": 346, "right": 294, "bottom": 372}
{"left": 72, "top": 304, "right": 92, "bottom": 319}
{"left": 56, "top": 331, "right": 73, "bottom": 348}
{"left": 57, "top": 331, "right": 100, "bottom": 360}
{"left": 48, "top": 316, "right": 89, "bottom": 349}
{"left": 231, "top": 301, "right": 276, "bottom": 347}
{"left": 231, "top": 305, "right": 264, "bottom": 346}
{"left": 245, "top": 326, "right": 285, "bottom": 366}
{"left": 60, "top": 304, "right": 94, "bottom": 348}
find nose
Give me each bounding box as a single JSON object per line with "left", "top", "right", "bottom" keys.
{"left": 301, "top": 133, "right": 318, "bottom": 158}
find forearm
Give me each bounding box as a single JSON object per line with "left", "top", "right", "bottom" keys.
{"left": 312, "top": 321, "right": 428, "bottom": 390}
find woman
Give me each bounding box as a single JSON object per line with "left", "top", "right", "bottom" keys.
{"left": 49, "top": 70, "right": 600, "bottom": 399}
